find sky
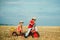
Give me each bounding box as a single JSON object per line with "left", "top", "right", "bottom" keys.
{"left": 0, "top": 0, "right": 60, "bottom": 26}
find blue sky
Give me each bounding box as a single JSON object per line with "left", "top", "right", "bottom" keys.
{"left": 0, "top": 0, "right": 60, "bottom": 26}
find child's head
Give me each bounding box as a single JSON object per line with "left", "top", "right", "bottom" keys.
{"left": 19, "top": 20, "right": 24, "bottom": 25}
{"left": 32, "top": 17, "right": 36, "bottom": 21}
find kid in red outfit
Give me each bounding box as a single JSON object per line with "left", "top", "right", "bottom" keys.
{"left": 17, "top": 21, "right": 24, "bottom": 36}
{"left": 25, "top": 17, "right": 38, "bottom": 38}
{"left": 12, "top": 21, "right": 24, "bottom": 36}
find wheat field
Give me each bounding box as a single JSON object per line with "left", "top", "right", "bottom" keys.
{"left": 0, "top": 26, "right": 60, "bottom": 40}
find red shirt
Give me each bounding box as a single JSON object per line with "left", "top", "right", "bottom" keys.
{"left": 28, "top": 20, "right": 35, "bottom": 28}
{"left": 17, "top": 25, "right": 22, "bottom": 32}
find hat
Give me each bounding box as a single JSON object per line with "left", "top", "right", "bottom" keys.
{"left": 32, "top": 17, "right": 36, "bottom": 19}
{"left": 20, "top": 20, "right": 24, "bottom": 23}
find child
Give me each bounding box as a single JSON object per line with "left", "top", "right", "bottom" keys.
{"left": 16, "top": 20, "right": 24, "bottom": 36}
{"left": 25, "top": 17, "right": 37, "bottom": 38}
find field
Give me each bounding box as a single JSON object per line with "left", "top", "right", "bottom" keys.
{"left": 0, "top": 26, "right": 60, "bottom": 40}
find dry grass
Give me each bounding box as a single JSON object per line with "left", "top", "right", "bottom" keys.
{"left": 0, "top": 26, "right": 60, "bottom": 40}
